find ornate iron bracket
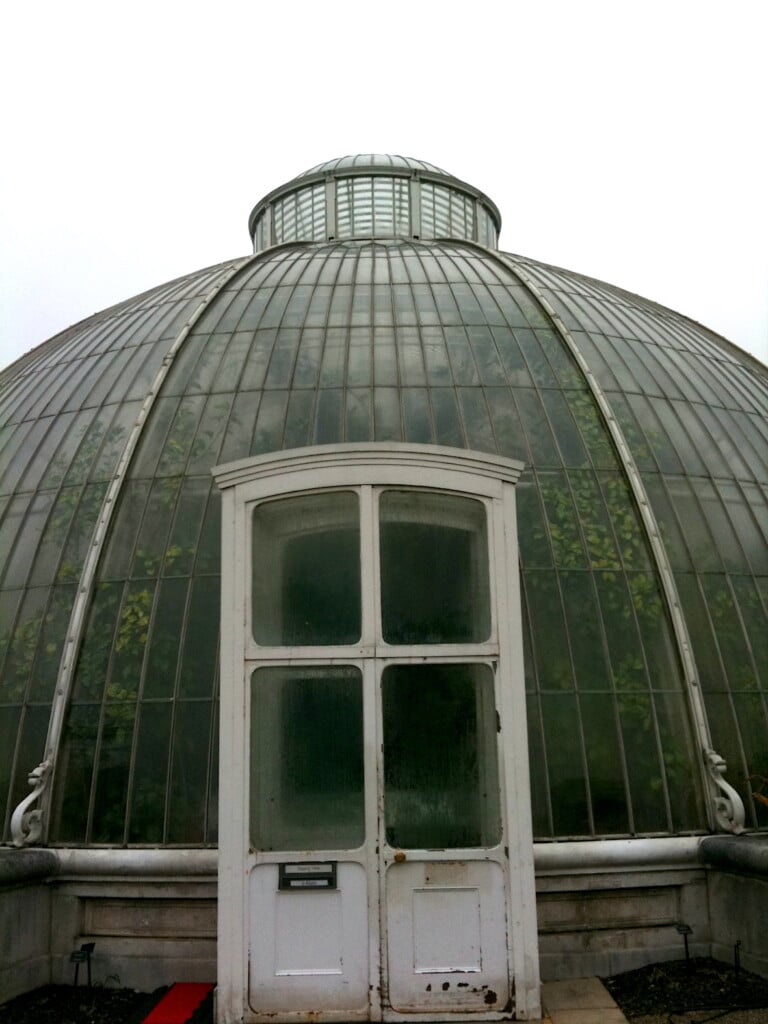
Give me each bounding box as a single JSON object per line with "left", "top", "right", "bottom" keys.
{"left": 10, "top": 760, "right": 53, "bottom": 848}
{"left": 704, "top": 748, "right": 746, "bottom": 834}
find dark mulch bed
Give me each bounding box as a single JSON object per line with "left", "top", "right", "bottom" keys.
{"left": 0, "top": 983, "right": 214, "bottom": 1024}
{"left": 3, "top": 963, "right": 768, "bottom": 1023}
{"left": 604, "top": 957, "right": 768, "bottom": 1018}
{"left": 0, "top": 984, "right": 157, "bottom": 1024}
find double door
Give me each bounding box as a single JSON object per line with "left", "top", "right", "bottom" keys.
{"left": 248, "top": 658, "right": 511, "bottom": 1019}
{"left": 214, "top": 447, "right": 540, "bottom": 1023}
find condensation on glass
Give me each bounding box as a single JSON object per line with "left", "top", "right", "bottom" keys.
{"left": 252, "top": 491, "right": 361, "bottom": 646}
{"left": 380, "top": 491, "right": 491, "bottom": 644}
{"left": 250, "top": 487, "right": 490, "bottom": 648}
{"left": 250, "top": 665, "right": 365, "bottom": 851}
{"left": 383, "top": 663, "right": 501, "bottom": 849}
{"left": 248, "top": 484, "right": 501, "bottom": 855}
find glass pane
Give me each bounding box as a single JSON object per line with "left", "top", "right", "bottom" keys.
{"left": 380, "top": 491, "right": 490, "bottom": 643}
{"left": 250, "top": 666, "right": 364, "bottom": 850}
{"left": 579, "top": 693, "right": 630, "bottom": 835}
{"left": 91, "top": 700, "right": 137, "bottom": 842}
{"left": 51, "top": 704, "right": 100, "bottom": 841}
{"left": 0, "top": 707, "right": 22, "bottom": 840}
{"left": 252, "top": 491, "right": 360, "bottom": 645}
{"left": 128, "top": 702, "right": 172, "bottom": 842}
{"left": 7, "top": 706, "right": 49, "bottom": 828}
{"left": 383, "top": 663, "right": 500, "bottom": 848}
{"left": 167, "top": 700, "right": 212, "bottom": 843}
{"left": 178, "top": 577, "right": 219, "bottom": 697}
{"left": 540, "top": 692, "right": 590, "bottom": 835}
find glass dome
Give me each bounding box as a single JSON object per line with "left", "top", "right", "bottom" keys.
{"left": 1, "top": 158, "right": 766, "bottom": 850}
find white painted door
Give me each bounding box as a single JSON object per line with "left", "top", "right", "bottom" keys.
{"left": 246, "top": 658, "right": 510, "bottom": 1020}
{"left": 378, "top": 661, "right": 511, "bottom": 1017}
{"left": 247, "top": 664, "right": 373, "bottom": 1018}
{"left": 214, "top": 447, "right": 540, "bottom": 1024}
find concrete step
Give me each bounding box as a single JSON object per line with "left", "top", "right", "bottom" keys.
{"left": 542, "top": 976, "right": 629, "bottom": 1023}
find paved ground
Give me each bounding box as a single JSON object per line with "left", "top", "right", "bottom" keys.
{"left": 542, "top": 976, "right": 628, "bottom": 1022}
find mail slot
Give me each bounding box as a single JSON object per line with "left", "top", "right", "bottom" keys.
{"left": 279, "top": 862, "right": 337, "bottom": 890}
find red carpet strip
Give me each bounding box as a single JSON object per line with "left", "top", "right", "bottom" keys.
{"left": 142, "top": 983, "right": 214, "bottom": 1024}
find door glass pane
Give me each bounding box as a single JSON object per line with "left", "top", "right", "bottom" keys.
{"left": 382, "top": 663, "right": 500, "bottom": 848}
{"left": 252, "top": 491, "right": 360, "bottom": 645}
{"left": 250, "top": 666, "right": 364, "bottom": 850}
{"left": 380, "top": 491, "right": 491, "bottom": 643}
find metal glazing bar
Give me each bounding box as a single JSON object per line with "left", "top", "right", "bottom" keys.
{"left": 409, "top": 176, "right": 420, "bottom": 238}
{"left": 325, "top": 179, "right": 336, "bottom": 240}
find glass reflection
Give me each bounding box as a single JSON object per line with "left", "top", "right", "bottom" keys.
{"left": 251, "top": 666, "right": 364, "bottom": 850}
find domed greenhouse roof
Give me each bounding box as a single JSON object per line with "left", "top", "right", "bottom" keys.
{"left": 1, "top": 157, "right": 766, "bottom": 848}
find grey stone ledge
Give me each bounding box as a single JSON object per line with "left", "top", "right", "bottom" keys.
{"left": 0, "top": 848, "right": 57, "bottom": 886}
{"left": 54, "top": 849, "right": 218, "bottom": 878}
{"left": 0, "top": 847, "right": 217, "bottom": 884}
{"left": 700, "top": 834, "right": 768, "bottom": 878}
{"left": 534, "top": 836, "right": 702, "bottom": 873}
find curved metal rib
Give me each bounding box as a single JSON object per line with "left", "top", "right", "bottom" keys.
{"left": 480, "top": 245, "right": 745, "bottom": 834}
{"left": 10, "top": 257, "right": 255, "bottom": 846}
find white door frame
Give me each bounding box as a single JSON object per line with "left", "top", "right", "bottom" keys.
{"left": 214, "top": 444, "right": 541, "bottom": 1023}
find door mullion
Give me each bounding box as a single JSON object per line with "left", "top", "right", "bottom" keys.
{"left": 360, "top": 487, "right": 383, "bottom": 1019}
{"left": 363, "top": 658, "right": 383, "bottom": 1021}
{"left": 373, "top": 658, "right": 390, "bottom": 1018}
{"left": 359, "top": 485, "right": 377, "bottom": 647}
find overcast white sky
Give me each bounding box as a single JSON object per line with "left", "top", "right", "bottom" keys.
{"left": 2, "top": 0, "right": 767, "bottom": 371}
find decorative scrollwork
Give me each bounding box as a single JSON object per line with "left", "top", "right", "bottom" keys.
{"left": 704, "top": 748, "right": 746, "bottom": 834}
{"left": 10, "top": 760, "right": 52, "bottom": 848}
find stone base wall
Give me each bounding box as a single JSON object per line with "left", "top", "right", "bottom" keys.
{"left": 0, "top": 851, "right": 56, "bottom": 1002}
{"left": 536, "top": 869, "right": 710, "bottom": 980}
{"left": 0, "top": 884, "right": 52, "bottom": 1001}
{"left": 535, "top": 838, "right": 710, "bottom": 980}
{"left": 707, "top": 872, "right": 768, "bottom": 978}
{"left": 0, "top": 849, "right": 217, "bottom": 1001}
{"left": 1, "top": 839, "right": 767, "bottom": 1006}
{"left": 701, "top": 834, "right": 768, "bottom": 980}
{"left": 49, "top": 881, "right": 216, "bottom": 991}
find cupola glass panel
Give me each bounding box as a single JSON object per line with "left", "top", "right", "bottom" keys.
{"left": 249, "top": 156, "right": 500, "bottom": 250}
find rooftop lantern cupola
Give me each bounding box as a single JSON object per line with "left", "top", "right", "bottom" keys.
{"left": 248, "top": 154, "right": 502, "bottom": 252}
